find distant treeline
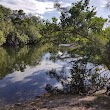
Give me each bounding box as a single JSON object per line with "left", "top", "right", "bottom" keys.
{"left": 0, "top": 5, "right": 43, "bottom": 46}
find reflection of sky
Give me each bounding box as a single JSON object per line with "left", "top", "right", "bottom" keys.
{"left": 0, "top": 52, "right": 72, "bottom": 105}
{"left": 0, "top": 51, "right": 109, "bottom": 106}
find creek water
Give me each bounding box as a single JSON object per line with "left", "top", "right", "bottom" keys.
{"left": 0, "top": 44, "right": 109, "bottom": 106}
{"left": 0, "top": 45, "right": 72, "bottom": 106}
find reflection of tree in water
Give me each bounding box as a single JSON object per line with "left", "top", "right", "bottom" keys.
{"left": 45, "top": 57, "right": 110, "bottom": 95}
{"left": 0, "top": 43, "right": 56, "bottom": 79}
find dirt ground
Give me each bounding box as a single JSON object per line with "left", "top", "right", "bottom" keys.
{"left": 1, "top": 90, "right": 110, "bottom": 110}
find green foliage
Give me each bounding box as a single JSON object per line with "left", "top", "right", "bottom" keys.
{"left": 0, "top": 5, "right": 42, "bottom": 46}
{"left": 45, "top": 58, "right": 107, "bottom": 95}
{"left": 0, "top": 30, "right": 6, "bottom": 45}
{"left": 41, "top": 0, "right": 107, "bottom": 46}
{"left": 17, "top": 33, "right": 29, "bottom": 44}
{"left": 39, "top": 0, "right": 110, "bottom": 73}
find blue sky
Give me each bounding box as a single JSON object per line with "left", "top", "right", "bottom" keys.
{"left": 0, "top": 0, "right": 110, "bottom": 20}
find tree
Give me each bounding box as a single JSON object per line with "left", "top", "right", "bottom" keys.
{"left": 0, "top": 30, "right": 6, "bottom": 45}
{"left": 0, "top": 5, "right": 43, "bottom": 46}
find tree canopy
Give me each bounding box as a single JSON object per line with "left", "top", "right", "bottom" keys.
{"left": 0, "top": 5, "right": 43, "bottom": 46}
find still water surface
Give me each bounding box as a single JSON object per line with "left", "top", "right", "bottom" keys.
{"left": 0, "top": 44, "right": 72, "bottom": 105}
{"left": 0, "top": 44, "right": 109, "bottom": 106}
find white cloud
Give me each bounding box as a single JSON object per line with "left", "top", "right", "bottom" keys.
{"left": 0, "top": 0, "right": 109, "bottom": 19}
{"left": 58, "top": 1, "right": 71, "bottom": 7}
{"left": 0, "top": 0, "right": 55, "bottom": 15}
{"left": 0, "top": 0, "right": 71, "bottom": 15}
{"left": 100, "top": 0, "right": 108, "bottom": 7}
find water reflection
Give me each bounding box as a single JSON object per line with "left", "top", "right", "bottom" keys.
{"left": 0, "top": 44, "right": 109, "bottom": 106}
{"left": 0, "top": 44, "right": 54, "bottom": 78}
{"left": 0, "top": 45, "right": 72, "bottom": 106}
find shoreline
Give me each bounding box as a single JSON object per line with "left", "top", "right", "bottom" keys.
{"left": 1, "top": 90, "right": 110, "bottom": 110}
